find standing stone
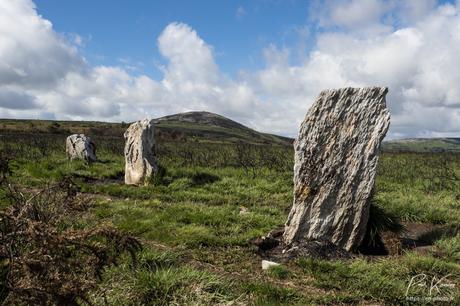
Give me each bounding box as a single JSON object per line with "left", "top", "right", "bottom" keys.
{"left": 283, "top": 87, "right": 390, "bottom": 251}
{"left": 65, "top": 134, "right": 97, "bottom": 163}
{"left": 124, "top": 119, "right": 157, "bottom": 185}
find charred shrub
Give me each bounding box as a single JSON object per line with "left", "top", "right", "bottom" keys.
{"left": 0, "top": 153, "right": 12, "bottom": 184}
{"left": 0, "top": 177, "right": 142, "bottom": 305}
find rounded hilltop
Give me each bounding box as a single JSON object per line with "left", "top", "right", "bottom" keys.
{"left": 154, "top": 111, "right": 293, "bottom": 146}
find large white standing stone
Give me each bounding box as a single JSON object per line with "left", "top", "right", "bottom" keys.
{"left": 65, "top": 134, "right": 97, "bottom": 163}
{"left": 124, "top": 119, "right": 157, "bottom": 185}
{"left": 283, "top": 87, "right": 390, "bottom": 251}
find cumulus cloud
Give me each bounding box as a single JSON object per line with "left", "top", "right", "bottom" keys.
{"left": 248, "top": 0, "right": 460, "bottom": 137}
{"left": 0, "top": 88, "right": 38, "bottom": 110}
{"left": 158, "top": 23, "right": 219, "bottom": 84}
{"left": 154, "top": 22, "right": 260, "bottom": 120}
{"left": 0, "top": 0, "right": 84, "bottom": 89}
{"left": 1, "top": 0, "right": 460, "bottom": 138}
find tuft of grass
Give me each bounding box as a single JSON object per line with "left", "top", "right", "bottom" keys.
{"left": 364, "top": 200, "right": 406, "bottom": 246}
{"left": 93, "top": 255, "right": 238, "bottom": 305}
{"left": 150, "top": 164, "right": 168, "bottom": 186}
{"left": 436, "top": 233, "right": 460, "bottom": 262}
{"left": 267, "top": 265, "right": 290, "bottom": 279}
{"left": 138, "top": 249, "right": 179, "bottom": 271}
{"left": 241, "top": 282, "right": 304, "bottom": 305}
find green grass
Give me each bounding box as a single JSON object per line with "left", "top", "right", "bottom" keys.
{"left": 91, "top": 249, "right": 238, "bottom": 305}
{"left": 1, "top": 130, "right": 460, "bottom": 305}
{"left": 375, "top": 190, "right": 460, "bottom": 224}
{"left": 94, "top": 198, "right": 284, "bottom": 247}
{"left": 298, "top": 253, "right": 460, "bottom": 304}
{"left": 267, "top": 265, "right": 290, "bottom": 279}
{"left": 436, "top": 234, "right": 460, "bottom": 262}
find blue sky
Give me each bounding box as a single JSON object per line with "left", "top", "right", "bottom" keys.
{"left": 1, "top": 0, "right": 460, "bottom": 138}
{"left": 35, "top": 0, "right": 314, "bottom": 78}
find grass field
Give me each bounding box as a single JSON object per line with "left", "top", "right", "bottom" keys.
{"left": 1, "top": 119, "right": 459, "bottom": 305}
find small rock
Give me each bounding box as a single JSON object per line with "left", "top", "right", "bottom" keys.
{"left": 65, "top": 134, "right": 96, "bottom": 163}
{"left": 261, "top": 260, "right": 280, "bottom": 270}
{"left": 239, "top": 207, "right": 249, "bottom": 215}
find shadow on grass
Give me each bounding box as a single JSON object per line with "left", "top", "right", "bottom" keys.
{"left": 417, "top": 224, "right": 460, "bottom": 245}
{"left": 190, "top": 171, "right": 220, "bottom": 186}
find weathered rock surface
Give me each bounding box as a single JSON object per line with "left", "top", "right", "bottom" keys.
{"left": 283, "top": 87, "right": 390, "bottom": 251}
{"left": 124, "top": 119, "right": 157, "bottom": 185}
{"left": 65, "top": 134, "right": 96, "bottom": 163}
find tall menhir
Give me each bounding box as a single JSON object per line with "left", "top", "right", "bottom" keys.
{"left": 283, "top": 87, "right": 390, "bottom": 251}
{"left": 124, "top": 119, "right": 158, "bottom": 185}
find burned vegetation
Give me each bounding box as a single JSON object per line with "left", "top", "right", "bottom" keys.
{"left": 0, "top": 157, "right": 141, "bottom": 305}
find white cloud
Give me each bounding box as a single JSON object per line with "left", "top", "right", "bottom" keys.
{"left": 0, "top": 0, "right": 84, "bottom": 88}
{"left": 310, "top": 0, "right": 393, "bottom": 34}
{"left": 395, "top": 0, "right": 437, "bottom": 24}
{"left": 158, "top": 23, "right": 219, "bottom": 84}
{"left": 248, "top": 0, "right": 460, "bottom": 137}
{"left": 1, "top": 0, "right": 460, "bottom": 139}
{"left": 310, "top": 0, "right": 440, "bottom": 35}
{"left": 330, "top": 0, "right": 389, "bottom": 28}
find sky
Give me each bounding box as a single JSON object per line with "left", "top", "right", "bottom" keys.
{"left": 1, "top": 0, "right": 460, "bottom": 138}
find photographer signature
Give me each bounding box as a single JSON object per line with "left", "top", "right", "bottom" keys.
{"left": 405, "top": 273, "right": 456, "bottom": 301}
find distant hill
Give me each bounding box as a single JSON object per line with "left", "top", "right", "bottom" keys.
{"left": 382, "top": 138, "right": 460, "bottom": 153}
{"left": 0, "top": 111, "right": 293, "bottom": 146}
{"left": 154, "top": 111, "right": 293, "bottom": 145}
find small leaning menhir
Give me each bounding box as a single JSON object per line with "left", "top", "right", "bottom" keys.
{"left": 283, "top": 87, "right": 390, "bottom": 252}
{"left": 124, "top": 118, "right": 158, "bottom": 185}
